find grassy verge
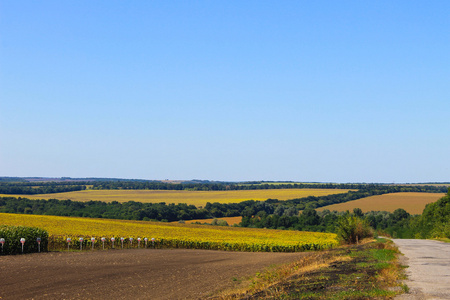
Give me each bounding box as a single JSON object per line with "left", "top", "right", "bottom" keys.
{"left": 212, "top": 238, "right": 407, "bottom": 299}
{"left": 433, "top": 238, "right": 450, "bottom": 243}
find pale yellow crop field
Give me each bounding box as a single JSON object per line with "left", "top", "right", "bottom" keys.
{"left": 317, "top": 192, "right": 445, "bottom": 214}
{"left": 0, "top": 213, "right": 338, "bottom": 252}
{"left": 1, "top": 188, "right": 351, "bottom": 207}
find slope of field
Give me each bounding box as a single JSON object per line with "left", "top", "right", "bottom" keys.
{"left": 317, "top": 192, "right": 445, "bottom": 214}
{"left": 0, "top": 188, "right": 351, "bottom": 207}
{"left": 0, "top": 213, "right": 338, "bottom": 252}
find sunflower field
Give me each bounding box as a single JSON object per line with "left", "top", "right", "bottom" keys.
{"left": 0, "top": 213, "right": 338, "bottom": 252}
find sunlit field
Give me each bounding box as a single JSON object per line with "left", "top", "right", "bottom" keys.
{"left": 0, "top": 213, "right": 338, "bottom": 252}
{"left": 1, "top": 188, "right": 351, "bottom": 207}
{"left": 317, "top": 192, "right": 445, "bottom": 214}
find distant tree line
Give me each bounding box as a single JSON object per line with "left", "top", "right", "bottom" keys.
{"left": 239, "top": 207, "right": 412, "bottom": 234}
{"left": 90, "top": 181, "right": 370, "bottom": 191}
{"left": 0, "top": 182, "right": 87, "bottom": 195}
{"left": 0, "top": 177, "right": 28, "bottom": 182}
{"left": 1, "top": 180, "right": 447, "bottom": 195}
{"left": 0, "top": 181, "right": 360, "bottom": 194}
{"left": 0, "top": 197, "right": 209, "bottom": 222}
{"left": 91, "top": 181, "right": 446, "bottom": 191}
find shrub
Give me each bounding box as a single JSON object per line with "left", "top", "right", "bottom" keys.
{"left": 0, "top": 225, "right": 48, "bottom": 255}
{"left": 211, "top": 218, "right": 229, "bottom": 226}
{"left": 337, "top": 215, "right": 373, "bottom": 244}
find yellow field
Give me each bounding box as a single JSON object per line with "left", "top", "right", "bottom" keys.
{"left": 0, "top": 213, "right": 338, "bottom": 252}
{"left": 0, "top": 188, "right": 351, "bottom": 207}
{"left": 317, "top": 192, "right": 445, "bottom": 214}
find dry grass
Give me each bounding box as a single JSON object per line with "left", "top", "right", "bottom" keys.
{"left": 0, "top": 188, "right": 351, "bottom": 207}
{"left": 317, "top": 192, "right": 445, "bottom": 214}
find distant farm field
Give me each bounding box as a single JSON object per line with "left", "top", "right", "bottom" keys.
{"left": 1, "top": 188, "right": 351, "bottom": 207}
{"left": 317, "top": 192, "right": 445, "bottom": 214}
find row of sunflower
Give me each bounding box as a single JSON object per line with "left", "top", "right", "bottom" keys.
{"left": 0, "top": 213, "right": 338, "bottom": 252}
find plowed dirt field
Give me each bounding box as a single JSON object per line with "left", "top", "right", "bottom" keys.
{"left": 0, "top": 249, "right": 307, "bottom": 300}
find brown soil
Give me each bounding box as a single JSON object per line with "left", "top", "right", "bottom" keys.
{"left": 0, "top": 249, "right": 307, "bottom": 300}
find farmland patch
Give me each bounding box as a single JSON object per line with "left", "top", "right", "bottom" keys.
{"left": 317, "top": 192, "right": 445, "bottom": 214}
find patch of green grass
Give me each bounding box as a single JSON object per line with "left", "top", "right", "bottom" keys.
{"left": 373, "top": 262, "right": 391, "bottom": 270}
{"left": 375, "top": 237, "right": 388, "bottom": 243}
{"left": 231, "top": 276, "right": 240, "bottom": 283}
{"left": 293, "top": 291, "right": 322, "bottom": 299}
{"left": 328, "top": 288, "right": 397, "bottom": 299}
{"left": 356, "top": 262, "right": 371, "bottom": 268}
{"left": 368, "top": 248, "right": 397, "bottom": 261}
{"left": 315, "top": 274, "right": 330, "bottom": 281}
{"left": 434, "top": 237, "right": 450, "bottom": 243}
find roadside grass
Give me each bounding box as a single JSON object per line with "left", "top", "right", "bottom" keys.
{"left": 434, "top": 237, "right": 450, "bottom": 243}
{"left": 212, "top": 238, "right": 406, "bottom": 299}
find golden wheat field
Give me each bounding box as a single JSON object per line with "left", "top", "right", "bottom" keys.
{"left": 0, "top": 213, "right": 338, "bottom": 252}
{"left": 1, "top": 188, "right": 351, "bottom": 207}
{"left": 317, "top": 192, "right": 445, "bottom": 214}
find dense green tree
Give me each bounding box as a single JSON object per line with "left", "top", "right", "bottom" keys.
{"left": 353, "top": 208, "right": 363, "bottom": 217}
{"left": 302, "top": 208, "right": 320, "bottom": 226}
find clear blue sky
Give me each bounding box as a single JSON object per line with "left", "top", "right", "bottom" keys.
{"left": 1, "top": 1, "right": 449, "bottom": 183}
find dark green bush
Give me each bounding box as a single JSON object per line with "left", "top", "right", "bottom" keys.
{"left": 337, "top": 215, "right": 373, "bottom": 244}
{"left": 0, "top": 225, "right": 48, "bottom": 255}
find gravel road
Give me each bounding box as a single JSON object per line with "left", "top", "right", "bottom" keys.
{"left": 392, "top": 239, "right": 450, "bottom": 300}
